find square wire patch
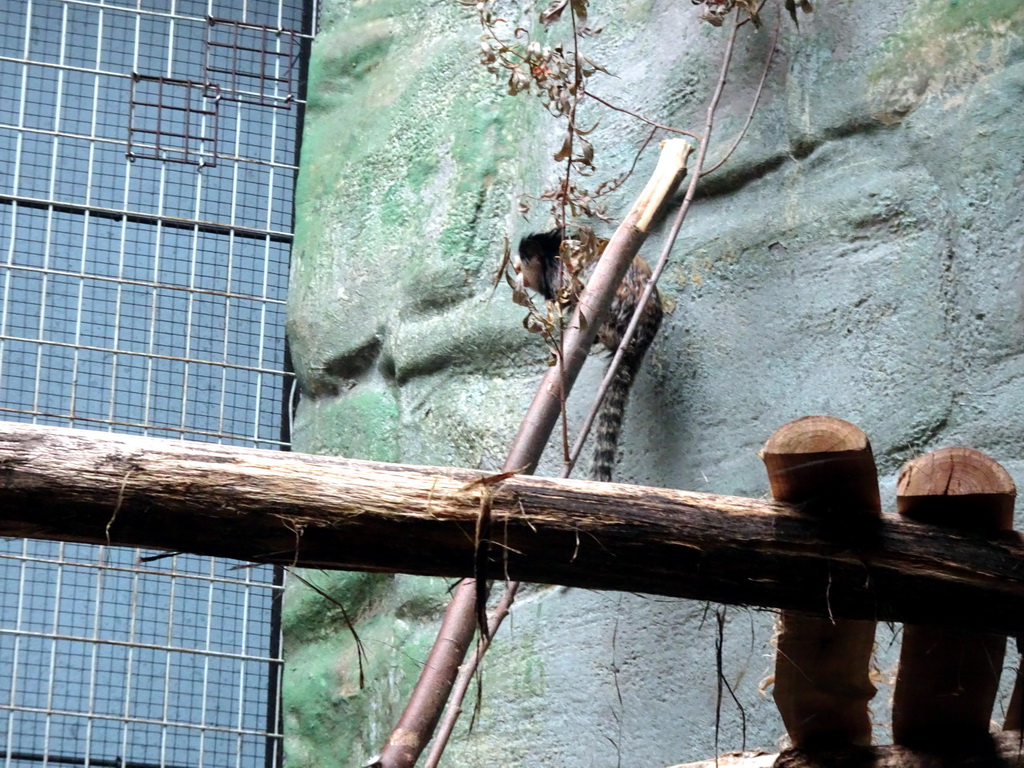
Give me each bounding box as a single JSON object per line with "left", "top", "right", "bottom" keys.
{"left": 127, "top": 75, "right": 220, "bottom": 166}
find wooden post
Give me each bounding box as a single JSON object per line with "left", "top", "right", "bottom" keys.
{"left": 762, "top": 415, "right": 881, "bottom": 748}
{"left": 892, "top": 447, "right": 1016, "bottom": 747}
{"left": 1005, "top": 637, "right": 1022, "bottom": 731}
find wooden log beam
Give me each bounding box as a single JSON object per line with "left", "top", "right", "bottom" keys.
{"left": 668, "top": 731, "right": 1024, "bottom": 768}
{"left": 1, "top": 422, "right": 1024, "bottom": 635}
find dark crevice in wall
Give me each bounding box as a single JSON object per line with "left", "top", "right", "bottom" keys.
{"left": 303, "top": 333, "right": 385, "bottom": 398}
{"left": 695, "top": 115, "right": 900, "bottom": 200}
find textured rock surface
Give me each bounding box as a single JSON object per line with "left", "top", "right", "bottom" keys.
{"left": 285, "top": 0, "right": 1024, "bottom": 764}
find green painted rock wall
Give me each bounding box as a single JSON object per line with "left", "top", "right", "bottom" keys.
{"left": 285, "top": 0, "right": 1024, "bottom": 764}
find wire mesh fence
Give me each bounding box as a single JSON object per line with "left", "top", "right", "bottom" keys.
{"left": 0, "top": 0, "right": 313, "bottom": 765}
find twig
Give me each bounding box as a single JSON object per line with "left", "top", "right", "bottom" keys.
{"left": 557, "top": 2, "right": 586, "bottom": 463}
{"left": 569, "top": 11, "right": 743, "bottom": 471}
{"left": 106, "top": 469, "right": 132, "bottom": 545}
{"left": 421, "top": 11, "right": 743, "bottom": 761}
{"left": 715, "top": 608, "right": 726, "bottom": 758}
{"left": 701, "top": 5, "right": 779, "bottom": 177}
{"left": 422, "top": 582, "right": 521, "bottom": 768}
{"left": 288, "top": 570, "right": 367, "bottom": 689}
{"left": 552, "top": 3, "right": 585, "bottom": 229}
{"left": 597, "top": 125, "right": 659, "bottom": 198}
{"left": 584, "top": 90, "right": 702, "bottom": 140}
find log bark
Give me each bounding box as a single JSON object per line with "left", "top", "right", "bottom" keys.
{"left": 2, "top": 422, "right": 1024, "bottom": 635}
{"left": 669, "top": 731, "right": 1024, "bottom": 768}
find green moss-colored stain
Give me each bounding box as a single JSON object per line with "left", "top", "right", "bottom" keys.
{"left": 292, "top": 389, "right": 399, "bottom": 462}
{"left": 870, "top": 0, "right": 1024, "bottom": 88}
{"left": 926, "top": 0, "right": 1021, "bottom": 35}
{"left": 391, "top": 575, "right": 452, "bottom": 620}
{"left": 284, "top": 602, "right": 452, "bottom": 767}
{"left": 287, "top": 0, "right": 535, "bottom": 395}
{"left": 294, "top": 0, "right": 525, "bottom": 224}
{"left": 282, "top": 571, "right": 394, "bottom": 646}
{"left": 520, "top": 651, "right": 547, "bottom": 699}
{"left": 306, "top": 19, "right": 396, "bottom": 109}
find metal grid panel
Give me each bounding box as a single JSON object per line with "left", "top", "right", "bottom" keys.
{"left": 0, "top": 544, "right": 282, "bottom": 768}
{"left": 0, "top": 0, "right": 313, "bottom": 765}
{"left": 127, "top": 75, "right": 220, "bottom": 166}
{"left": 204, "top": 18, "right": 301, "bottom": 108}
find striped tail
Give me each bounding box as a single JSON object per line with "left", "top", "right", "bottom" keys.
{"left": 589, "top": 305, "right": 662, "bottom": 482}
{"left": 590, "top": 347, "right": 644, "bottom": 482}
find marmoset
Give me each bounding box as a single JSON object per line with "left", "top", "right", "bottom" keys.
{"left": 517, "top": 229, "right": 662, "bottom": 482}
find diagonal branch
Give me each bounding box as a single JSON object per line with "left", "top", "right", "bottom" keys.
{"left": 582, "top": 90, "right": 702, "bottom": 140}
{"left": 701, "top": 5, "right": 780, "bottom": 178}
{"left": 376, "top": 138, "right": 691, "bottom": 768}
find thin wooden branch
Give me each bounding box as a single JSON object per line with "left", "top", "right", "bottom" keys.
{"left": 700, "top": 4, "right": 780, "bottom": 178}
{"left": 569, "top": 14, "right": 740, "bottom": 471}
{"left": 421, "top": 581, "right": 520, "bottom": 768}
{"left": 435, "top": 10, "right": 736, "bottom": 758}
{"left": 3, "top": 422, "right": 1024, "bottom": 636}
{"left": 581, "top": 90, "right": 702, "bottom": 140}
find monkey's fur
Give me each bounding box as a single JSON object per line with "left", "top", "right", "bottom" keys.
{"left": 517, "top": 229, "right": 662, "bottom": 482}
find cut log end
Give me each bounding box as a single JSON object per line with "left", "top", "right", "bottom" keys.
{"left": 764, "top": 415, "right": 870, "bottom": 455}
{"left": 897, "top": 447, "right": 1016, "bottom": 532}
{"left": 762, "top": 415, "right": 881, "bottom": 750}
{"left": 762, "top": 415, "right": 880, "bottom": 516}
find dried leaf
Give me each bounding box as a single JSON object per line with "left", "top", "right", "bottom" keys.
{"left": 570, "top": 0, "right": 588, "bottom": 22}
{"left": 524, "top": 314, "right": 545, "bottom": 333}
{"left": 736, "top": 0, "right": 761, "bottom": 28}
{"left": 785, "top": 0, "right": 798, "bottom": 24}
{"left": 572, "top": 136, "right": 594, "bottom": 168}
{"left": 507, "top": 66, "right": 531, "bottom": 95}
{"left": 553, "top": 133, "right": 573, "bottom": 162}
{"left": 786, "top": 0, "right": 812, "bottom": 26}
{"left": 582, "top": 56, "right": 612, "bottom": 76}
{"left": 539, "top": 0, "right": 568, "bottom": 25}
{"left": 698, "top": 0, "right": 732, "bottom": 26}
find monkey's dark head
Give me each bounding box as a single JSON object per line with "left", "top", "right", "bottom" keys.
{"left": 517, "top": 229, "right": 563, "bottom": 301}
